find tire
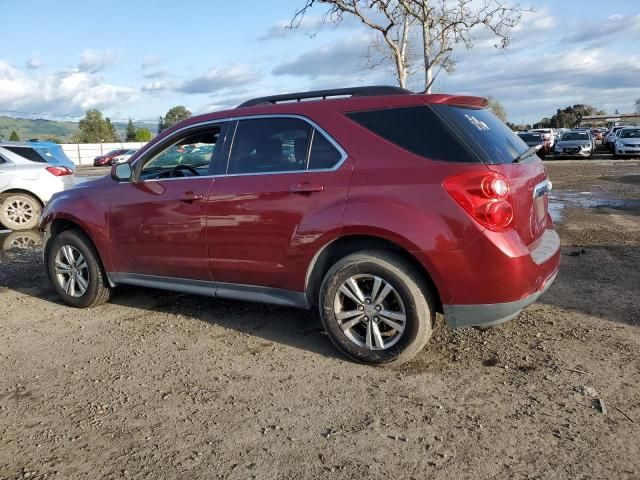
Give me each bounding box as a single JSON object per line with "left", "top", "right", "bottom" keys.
{"left": 0, "top": 193, "right": 41, "bottom": 231}
{"left": 46, "top": 229, "right": 112, "bottom": 308}
{"left": 319, "top": 250, "right": 434, "bottom": 366}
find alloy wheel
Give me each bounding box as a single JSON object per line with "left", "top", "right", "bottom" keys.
{"left": 333, "top": 274, "right": 406, "bottom": 350}
{"left": 54, "top": 245, "right": 89, "bottom": 297}
{"left": 4, "top": 199, "right": 35, "bottom": 227}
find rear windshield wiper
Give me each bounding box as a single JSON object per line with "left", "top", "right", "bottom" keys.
{"left": 512, "top": 145, "right": 540, "bottom": 163}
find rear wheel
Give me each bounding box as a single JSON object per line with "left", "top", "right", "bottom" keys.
{"left": 319, "top": 250, "right": 434, "bottom": 366}
{"left": 46, "top": 229, "right": 112, "bottom": 308}
{"left": 0, "top": 193, "right": 41, "bottom": 230}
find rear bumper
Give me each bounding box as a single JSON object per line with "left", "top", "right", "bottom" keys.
{"left": 418, "top": 227, "right": 561, "bottom": 329}
{"left": 443, "top": 269, "right": 557, "bottom": 329}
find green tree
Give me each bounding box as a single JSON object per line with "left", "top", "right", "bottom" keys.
{"left": 134, "top": 127, "right": 153, "bottom": 142}
{"left": 157, "top": 116, "right": 164, "bottom": 134}
{"left": 547, "top": 104, "right": 605, "bottom": 128}
{"left": 72, "top": 109, "right": 119, "bottom": 143}
{"left": 125, "top": 118, "right": 136, "bottom": 141}
{"left": 9, "top": 130, "right": 20, "bottom": 141}
{"left": 163, "top": 106, "right": 191, "bottom": 130}
{"left": 486, "top": 97, "right": 507, "bottom": 122}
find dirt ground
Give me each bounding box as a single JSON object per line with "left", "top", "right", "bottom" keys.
{"left": 1, "top": 159, "right": 639, "bottom": 480}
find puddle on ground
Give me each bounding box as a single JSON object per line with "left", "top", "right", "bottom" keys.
{"left": 549, "top": 190, "right": 640, "bottom": 222}
{"left": 0, "top": 229, "right": 43, "bottom": 253}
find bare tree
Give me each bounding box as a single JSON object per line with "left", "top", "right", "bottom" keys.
{"left": 292, "top": 1, "right": 415, "bottom": 88}
{"left": 291, "top": 0, "right": 530, "bottom": 93}
{"left": 635, "top": 98, "right": 640, "bottom": 114}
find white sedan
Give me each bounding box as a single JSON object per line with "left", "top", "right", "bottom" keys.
{"left": 111, "top": 149, "right": 138, "bottom": 164}
{"left": 0, "top": 146, "right": 74, "bottom": 230}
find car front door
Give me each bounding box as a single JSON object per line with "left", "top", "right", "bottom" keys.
{"left": 109, "top": 122, "right": 229, "bottom": 281}
{"left": 206, "top": 116, "right": 352, "bottom": 293}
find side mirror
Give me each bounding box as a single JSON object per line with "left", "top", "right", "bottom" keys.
{"left": 111, "top": 162, "right": 132, "bottom": 182}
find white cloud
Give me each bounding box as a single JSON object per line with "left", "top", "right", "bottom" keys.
{"left": 0, "top": 61, "right": 137, "bottom": 116}
{"left": 176, "top": 65, "right": 259, "bottom": 94}
{"left": 78, "top": 49, "right": 116, "bottom": 73}
{"left": 141, "top": 81, "right": 169, "bottom": 92}
{"left": 26, "top": 53, "right": 42, "bottom": 70}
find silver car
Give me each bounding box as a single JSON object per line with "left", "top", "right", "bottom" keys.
{"left": 553, "top": 131, "right": 593, "bottom": 158}
{"left": 613, "top": 128, "right": 640, "bottom": 158}
{"left": 0, "top": 145, "right": 74, "bottom": 230}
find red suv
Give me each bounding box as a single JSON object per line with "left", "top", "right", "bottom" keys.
{"left": 40, "top": 86, "right": 560, "bottom": 365}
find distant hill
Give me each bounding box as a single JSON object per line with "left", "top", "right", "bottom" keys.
{"left": 0, "top": 116, "right": 157, "bottom": 143}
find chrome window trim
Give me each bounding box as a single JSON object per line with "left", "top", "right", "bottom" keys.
{"left": 132, "top": 114, "right": 348, "bottom": 184}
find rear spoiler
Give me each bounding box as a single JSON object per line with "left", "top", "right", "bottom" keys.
{"left": 423, "top": 94, "right": 488, "bottom": 108}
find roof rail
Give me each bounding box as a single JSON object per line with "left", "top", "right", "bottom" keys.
{"left": 237, "top": 85, "right": 413, "bottom": 108}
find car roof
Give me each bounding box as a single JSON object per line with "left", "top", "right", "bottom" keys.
{"left": 156, "top": 87, "right": 488, "bottom": 137}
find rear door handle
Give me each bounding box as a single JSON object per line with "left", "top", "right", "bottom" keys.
{"left": 290, "top": 182, "right": 324, "bottom": 194}
{"left": 179, "top": 191, "right": 204, "bottom": 202}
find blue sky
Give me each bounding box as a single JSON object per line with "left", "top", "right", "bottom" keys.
{"left": 1, "top": 0, "right": 639, "bottom": 124}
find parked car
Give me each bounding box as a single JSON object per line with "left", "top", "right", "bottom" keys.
{"left": 40, "top": 86, "right": 560, "bottom": 365}
{"left": 530, "top": 128, "right": 556, "bottom": 148}
{"left": 613, "top": 128, "right": 640, "bottom": 158}
{"left": 517, "top": 132, "right": 547, "bottom": 156}
{"left": 607, "top": 128, "right": 626, "bottom": 153}
{"left": 603, "top": 126, "right": 626, "bottom": 147}
{"left": 0, "top": 141, "right": 75, "bottom": 171}
{"left": 94, "top": 149, "right": 130, "bottom": 167}
{"left": 111, "top": 149, "right": 137, "bottom": 164}
{"left": 0, "top": 145, "right": 74, "bottom": 230}
{"left": 553, "top": 131, "right": 594, "bottom": 158}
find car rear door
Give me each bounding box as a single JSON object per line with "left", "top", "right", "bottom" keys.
{"left": 205, "top": 116, "right": 352, "bottom": 292}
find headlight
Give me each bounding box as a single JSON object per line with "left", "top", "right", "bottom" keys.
{"left": 582, "top": 144, "right": 591, "bottom": 149}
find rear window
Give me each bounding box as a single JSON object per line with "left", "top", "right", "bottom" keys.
{"left": 346, "top": 106, "right": 477, "bottom": 163}
{"left": 518, "top": 133, "right": 542, "bottom": 142}
{"left": 434, "top": 105, "right": 528, "bottom": 164}
{"left": 3, "top": 146, "right": 47, "bottom": 163}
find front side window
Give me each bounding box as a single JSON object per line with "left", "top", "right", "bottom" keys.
{"left": 227, "top": 118, "right": 312, "bottom": 174}
{"left": 140, "top": 125, "right": 222, "bottom": 179}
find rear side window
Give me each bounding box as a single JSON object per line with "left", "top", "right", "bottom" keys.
{"left": 3, "top": 146, "right": 47, "bottom": 163}
{"left": 346, "top": 106, "right": 477, "bottom": 163}
{"left": 434, "top": 105, "right": 528, "bottom": 164}
{"left": 227, "top": 118, "right": 311, "bottom": 174}
{"left": 308, "top": 131, "right": 342, "bottom": 169}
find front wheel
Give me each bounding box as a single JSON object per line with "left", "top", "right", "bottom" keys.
{"left": 319, "top": 250, "right": 434, "bottom": 366}
{"left": 0, "top": 193, "right": 41, "bottom": 230}
{"left": 46, "top": 229, "right": 112, "bottom": 308}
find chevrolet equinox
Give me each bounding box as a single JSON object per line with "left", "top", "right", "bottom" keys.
{"left": 40, "top": 86, "right": 560, "bottom": 365}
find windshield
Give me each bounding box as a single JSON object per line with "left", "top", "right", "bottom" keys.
{"left": 620, "top": 129, "right": 640, "bottom": 138}
{"left": 560, "top": 132, "right": 589, "bottom": 141}
{"left": 434, "top": 105, "right": 528, "bottom": 164}
{"left": 518, "top": 133, "right": 542, "bottom": 142}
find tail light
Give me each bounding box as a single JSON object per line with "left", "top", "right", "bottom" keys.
{"left": 46, "top": 166, "right": 73, "bottom": 176}
{"left": 443, "top": 171, "right": 514, "bottom": 231}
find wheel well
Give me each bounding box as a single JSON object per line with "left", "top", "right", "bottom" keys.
{"left": 306, "top": 235, "right": 443, "bottom": 313}
{"left": 0, "top": 189, "right": 44, "bottom": 207}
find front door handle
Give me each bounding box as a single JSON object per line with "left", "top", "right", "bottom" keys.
{"left": 179, "top": 191, "right": 204, "bottom": 202}
{"left": 290, "top": 182, "right": 324, "bottom": 194}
